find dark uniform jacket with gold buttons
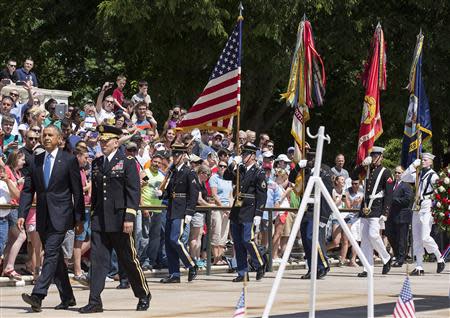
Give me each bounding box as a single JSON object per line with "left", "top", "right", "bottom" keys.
{"left": 165, "top": 164, "right": 199, "bottom": 220}
{"left": 90, "top": 151, "right": 140, "bottom": 232}
{"left": 353, "top": 165, "right": 393, "bottom": 218}
{"left": 224, "top": 163, "right": 267, "bottom": 224}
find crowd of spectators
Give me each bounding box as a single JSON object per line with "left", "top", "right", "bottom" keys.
{"left": 0, "top": 59, "right": 447, "bottom": 285}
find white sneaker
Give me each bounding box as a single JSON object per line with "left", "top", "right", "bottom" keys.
{"left": 105, "top": 276, "right": 114, "bottom": 282}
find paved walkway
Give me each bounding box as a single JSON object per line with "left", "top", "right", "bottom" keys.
{"left": 0, "top": 263, "right": 448, "bottom": 317}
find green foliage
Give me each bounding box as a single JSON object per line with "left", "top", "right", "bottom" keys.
{"left": 1, "top": 0, "right": 448, "bottom": 167}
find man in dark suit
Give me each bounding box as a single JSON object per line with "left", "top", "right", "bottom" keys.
{"left": 17, "top": 125, "right": 85, "bottom": 312}
{"left": 386, "top": 166, "right": 413, "bottom": 267}
{"left": 223, "top": 143, "right": 267, "bottom": 282}
{"left": 79, "top": 125, "right": 151, "bottom": 313}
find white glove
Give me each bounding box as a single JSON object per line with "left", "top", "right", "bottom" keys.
{"left": 154, "top": 189, "right": 163, "bottom": 197}
{"left": 362, "top": 156, "right": 372, "bottom": 166}
{"left": 233, "top": 155, "right": 242, "bottom": 165}
{"left": 298, "top": 160, "right": 307, "bottom": 168}
{"left": 412, "top": 158, "right": 421, "bottom": 168}
{"left": 379, "top": 215, "right": 387, "bottom": 222}
{"left": 184, "top": 215, "right": 192, "bottom": 225}
{"left": 253, "top": 216, "right": 261, "bottom": 233}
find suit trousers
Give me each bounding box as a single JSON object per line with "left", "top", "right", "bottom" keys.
{"left": 300, "top": 218, "right": 329, "bottom": 271}
{"left": 387, "top": 222, "right": 409, "bottom": 263}
{"left": 89, "top": 231, "right": 150, "bottom": 305}
{"left": 165, "top": 218, "right": 194, "bottom": 277}
{"left": 33, "top": 227, "right": 74, "bottom": 302}
{"left": 412, "top": 201, "right": 441, "bottom": 268}
{"left": 360, "top": 217, "right": 390, "bottom": 270}
{"left": 230, "top": 222, "right": 264, "bottom": 277}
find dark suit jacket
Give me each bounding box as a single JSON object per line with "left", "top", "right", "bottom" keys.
{"left": 388, "top": 181, "right": 413, "bottom": 224}
{"left": 18, "top": 149, "right": 85, "bottom": 233}
{"left": 90, "top": 151, "right": 140, "bottom": 232}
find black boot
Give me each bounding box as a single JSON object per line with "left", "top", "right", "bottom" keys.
{"left": 437, "top": 262, "right": 445, "bottom": 274}
{"left": 136, "top": 293, "right": 151, "bottom": 311}
{"left": 188, "top": 265, "right": 198, "bottom": 282}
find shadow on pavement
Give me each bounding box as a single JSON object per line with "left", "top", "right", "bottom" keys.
{"left": 265, "top": 295, "right": 449, "bottom": 318}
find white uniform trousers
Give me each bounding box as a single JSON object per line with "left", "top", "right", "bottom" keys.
{"left": 360, "top": 217, "right": 390, "bottom": 271}
{"left": 412, "top": 199, "right": 441, "bottom": 269}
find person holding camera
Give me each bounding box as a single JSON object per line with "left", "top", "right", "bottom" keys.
{"left": 163, "top": 106, "right": 181, "bottom": 130}
{"left": 95, "top": 82, "right": 116, "bottom": 124}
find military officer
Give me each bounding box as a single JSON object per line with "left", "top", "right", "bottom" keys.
{"left": 224, "top": 143, "right": 267, "bottom": 282}
{"left": 401, "top": 152, "right": 445, "bottom": 275}
{"left": 288, "top": 153, "right": 333, "bottom": 279}
{"left": 354, "top": 146, "right": 393, "bottom": 277}
{"left": 79, "top": 125, "right": 151, "bottom": 314}
{"left": 160, "top": 143, "right": 199, "bottom": 283}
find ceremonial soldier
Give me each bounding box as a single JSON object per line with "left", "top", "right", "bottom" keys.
{"left": 288, "top": 154, "right": 332, "bottom": 279}
{"left": 354, "top": 146, "right": 393, "bottom": 277}
{"left": 401, "top": 153, "right": 446, "bottom": 275}
{"left": 160, "top": 143, "right": 199, "bottom": 283}
{"left": 224, "top": 143, "right": 267, "bottom": 282}
{"left": 79, "top": 125, "right": 151, "bottom": 314}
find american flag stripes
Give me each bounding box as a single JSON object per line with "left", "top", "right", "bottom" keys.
{"left": 177, "top": 20, "right": 242, "bottom": 132}
{"left": 232, "top": 288, "right": 246, "bottom": 318}
{"left": 393, "top": 277, "right": 416, "bottom": 318}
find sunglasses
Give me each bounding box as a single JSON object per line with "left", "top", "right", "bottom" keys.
{"left": 8, "top": 64, "right": 16, "bottom": 68}
{"left": 267, "top": 144, "right": 274, "bottom": 147}
{"left": 32, "top": 129, "right": 41, "bottom": 133}
{"left": 27, "top": 137, "right": 39, "bottom": 141}
{"left": 105, "top": 100, "right": 114, "bottom": 103}
{"left": 33, "top": 101, "right": 40, "bottom": 105}
{"left": 219, "top": 165, "right": 227, "bottom": 168}
{"left": 10, "top": 93, "right": 19, "bottom": 97}
{"left": 395, "top": 171, "right": 402, "bottom": 174}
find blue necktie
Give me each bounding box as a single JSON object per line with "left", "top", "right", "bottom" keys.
{"left": 44, "top": 154, "right": 52, "bottom": 188}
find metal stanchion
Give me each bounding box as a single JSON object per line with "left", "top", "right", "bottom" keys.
{"left": 267, "top": 210, "right": 273, "bottom": 272}
{"left": 205, "top": 208, "right": 212, "bottom": 276}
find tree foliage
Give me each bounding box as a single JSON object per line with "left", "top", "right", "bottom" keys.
{"left": 1, "top": 0, "right": 448, "bottom": 167}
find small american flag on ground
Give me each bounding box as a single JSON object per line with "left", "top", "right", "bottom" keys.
{"left": 232, "top": 288, "right": 246, "bottom": 318}
{"left": 177, "top": 19, "right": 242, "bottom": 132}
{"left": 393, "top": 277, "right": 416, "bottom": 318}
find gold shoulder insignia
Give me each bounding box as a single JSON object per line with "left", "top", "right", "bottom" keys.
{"left": 127, "top": 156, "right": 134, "bottom": 160}
{"left": 99, "top": 125, "right": 104, "bottom": 132}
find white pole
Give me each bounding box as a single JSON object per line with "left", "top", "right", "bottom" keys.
{"left": 317, "top": 180, "right": 374, "bottom": 318}
{"left": 262, "top": 180, "right": 315, "bottom": 318}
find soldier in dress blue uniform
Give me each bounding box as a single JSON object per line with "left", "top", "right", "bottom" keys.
{"left": 160, "top": 143, "right": 199, "bottom": 283}
{"left": 353, "top": 146, "right": 393, "bottom": 277}
{"left": 288, "top": 153, "right": 333, "bottom": 279}
{"left": 224, "top": 143, "right": 267, "bottom": 282}
{"left": 79, "top": 125, "right": 151, "bottom": 314}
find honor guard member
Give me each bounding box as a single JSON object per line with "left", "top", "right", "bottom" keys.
{"left": 79, "top": 125, "right": 151, "bottom": 314}
{"left": 288, "top": 153, "right": 332, "bottom": 279}
{"left": 354, "top": 146, "right": 393, "bottom": 277}
{"left": 160, "top": 143, "right": 199, "bottom": 283}
{"left": 224, "top": 143, "right": 267, "bottom": 282}
{"left": 401, "top": 153, "right": 445, "bottom": 275}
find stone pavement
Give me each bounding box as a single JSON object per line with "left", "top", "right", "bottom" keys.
{"left": 0, "top": 262, "right": 448, "bottom": 317}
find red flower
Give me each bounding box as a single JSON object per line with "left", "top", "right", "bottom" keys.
{"left": 448, "top": 188, "right": 450, "bottom": 194}
{"left": 436, "top": 194, "right": 441, "bottom": 201}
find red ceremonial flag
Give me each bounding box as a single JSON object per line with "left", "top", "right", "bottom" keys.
{"left": 356, "top": 23, "right": 386, "bottom": 165}
{"left": 177, "top": 18, "right": 242, "bottom": 132}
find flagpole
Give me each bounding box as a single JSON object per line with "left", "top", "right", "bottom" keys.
{"left": 301, "top": 14, "right": 307, "bottom": 195}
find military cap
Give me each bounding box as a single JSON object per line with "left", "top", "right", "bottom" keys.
{"left": 421, "top": 152, "right": 435, "bottom": 160}
{"left": 370, "top": 146, "right": 385, "bottom": 155}
{"left": 171, "top": 143, "right": 188, "bottom": 155}
{"left": 97, "top": 124, "right": 122, "bottom": 141}
{"left": 241, "top": 143, "right": 258, "bottom": 155}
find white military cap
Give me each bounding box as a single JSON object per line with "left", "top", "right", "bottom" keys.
{"left": 370, "top": 146, "right": 385, "bottom": 154}
{"left": 421, "top": 152, "right": 435, "bottom": 160}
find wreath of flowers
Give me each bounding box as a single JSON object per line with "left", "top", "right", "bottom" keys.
{"left": 432, "top": 166, "right": 450, "bottom": 235}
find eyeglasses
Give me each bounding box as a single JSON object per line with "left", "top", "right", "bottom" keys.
{"left": 32, "top": 128, "right": 41, "bottom": 133}
{"left": 9, "top": 93, "right": 19, "bottom": 97}
{"left": 33, "top": 100, "right": 40, "bottom": 105}
{"left": 219, "top": 165, "right": 227, "bottom": 168}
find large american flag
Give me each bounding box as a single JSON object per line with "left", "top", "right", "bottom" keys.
{"left": 393, "top": 277, "right": 416, "bottom": 318}
{"left": 232, "top": 288, "right": 246, "bottom": 318}
{"left": 177, "top": 20, "right": 242, "bottom": 132}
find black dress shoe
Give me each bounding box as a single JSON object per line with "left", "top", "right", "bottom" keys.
{"left": 116, "top": 280, "right": 130, "bottom": 289}
{"left": 437, "top": 262, "right": 445, "bottom": 273}
{"left": 22, "top": 293, "right": 42, "bottom": 312}
{"left": 357, "top": 271, "right": 367, "bottom": 277}
{"left": 317, "top": 268, "right": 328, "bottom": 279}
{"left": 79, "top": 303, "right": 103, "bottom": 314}
{"left": 232, "top": 273, "right": 249, "bottom": 282}
{"left": 382, "top": 257, "right": 392, "bottom": 275}
{"left": 392, "top": 261, "right": 403, "bottom": 268}
{"left": 136, "top": 293, "right": 151, "bottom": 311}
{"left": 160, "top": 276, "right": 180, "bottom": 283}
{"left": 300, "top": 272, "right": 311, "bottom": 279}
{"left": 410, "top": 268, "right": 424, "bottom": 276}
{"left": 188, "top": 265, "right": 198, "bottom": 282}
{"left": 55, "top": 298, "right": 76, "bottom": 310}
{"left": 256, "top": 264, "right": 266, "bottom": 281}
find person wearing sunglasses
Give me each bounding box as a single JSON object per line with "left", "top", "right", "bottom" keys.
{"left": 0, "top": 59, "right": 19, "bottom": 82}
{"left": 18, "top": 130, "right": 40, "bottom": 176}
{"left": 15, "top": 57, "right": 38, "bottom": 87}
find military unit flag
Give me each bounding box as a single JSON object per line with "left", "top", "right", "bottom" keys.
{"left": 356, "top": 23, "right": 386, "bottom": 165}
{"left": 177, "top": 18, "right": 242, "bottom": 132}
{"left": 281, "top": 18, "right": 326, "bottom": 163}
{"left": 401, "top": 32, "right": 432, "bottom": 168}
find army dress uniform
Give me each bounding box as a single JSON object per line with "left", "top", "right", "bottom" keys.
{"left": 85, "top": 125, "right": 150, "bottom": 311}
{"left": 288, "top": 161, "right": 333, "bottom": 279}
{"left": 161, "top": 144, "right": 199, "bottom": 283}
{"left": 354, "top": 146, "right": 393, "bottom": 276}
{"left": 401, "top": 153, "right": 445, "bottom": 274}
{"left": 223, "top": 144, "right": 267, "bottom": 281}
